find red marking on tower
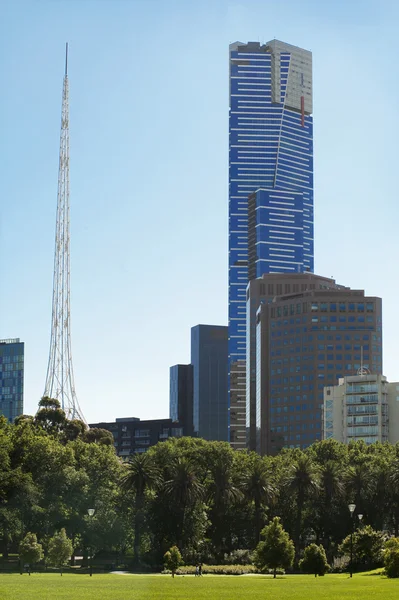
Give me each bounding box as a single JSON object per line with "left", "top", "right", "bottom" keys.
{"left": 301, "top": 96, "right": 305, "bottom": 127}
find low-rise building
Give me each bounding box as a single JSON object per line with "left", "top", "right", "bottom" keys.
{"left": 89, "top": 417, "right": 185, "bottom": 459}
{"left": 323, "top": 374, "right": 399, "bottom": 444}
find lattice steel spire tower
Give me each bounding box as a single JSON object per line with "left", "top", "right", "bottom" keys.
{"left": 44, "top": 43, "right": 85, "bottom": 422}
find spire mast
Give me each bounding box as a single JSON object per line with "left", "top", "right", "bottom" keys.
{"left": 65, "top": 42, "right": 68, "bottom": 76}
{"left": 44, "top": 44, "right": 85, "bottom": 423}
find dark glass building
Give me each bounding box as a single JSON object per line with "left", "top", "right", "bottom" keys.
{"left": 191, "top": 325, "right": 228, "bottom": 441}
{"left": 229, "top": 40, "right": 314, "bottom": 449}
{"left": 169, "top": 364, "right": 194, "bottom": 436}
{"left": 253, "top": 280, "right": 382, "bottom": 455}
{"left": 246, "top": 273, "right": 344, "bottom": 450}
{"left": 0, "top": 338, "right": 24, "bottom": 422}
{"left": 89, "top": 417, "right": 184, "bottom": 460}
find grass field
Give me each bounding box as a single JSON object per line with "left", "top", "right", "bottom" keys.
{"left": 0, "top": 572, "right": 397, "bottom": 600}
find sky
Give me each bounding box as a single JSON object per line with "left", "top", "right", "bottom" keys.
{"left": 1, "top": 0, "right": 398, "bottom": 424}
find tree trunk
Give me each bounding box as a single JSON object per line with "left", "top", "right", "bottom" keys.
{"left": 133, "top": 494, "right": 144, "bottom": 565}
{"left": 70, "top": 533, "right": 76, "bottom": 566}
{"left": 255, "top": 498, "right": 261, "bottom": 544}
{"left": 273, "top": 567, "right": 276, "bottom": 579}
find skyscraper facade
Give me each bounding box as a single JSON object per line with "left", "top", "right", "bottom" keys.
{"left": 191, "top": 325, "right": 228, "bottom": 441}
{"left": 254, "top": 280, "right": 382, "bottom": 455}
{"left": 229, "top": 40, "right": 314, "bottom": 448}
{"left": 0, "top": 338, "right": 24, "bottom": 423}
{"left": 169, "top": 364, "right": 194, "bottom": 436}
{"left": 246, "top": 273, "right": 343, "bottom": 450}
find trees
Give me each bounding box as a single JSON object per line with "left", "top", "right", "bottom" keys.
{"left": 285, "top": 454, "right": 319, "bottom": 562}
{"left": 339, "top": 525, "right": 385, "bottom": 571}
{"left": 121, "top": 453, "right": 161, "bottom": 564}
{"left": 164, "top": 545, "right": 183, "bottom": 577}
{"left": 19, "top": 532, "right": 43, "bottom": 575}
{"left": 254, "top": 517, "right": 294, "bottom": 578}
{"left": 34, "top": 397, "right": 67, "bottom": 434}
{"left": 163, "top": 457, "right": 204, "bottom": 552}
{"left": 242, "top": 457, "right": 274, "bottom": 544}
{"left": 299, "top": 543, "right": 329, "bottom": 576}
{"left": 206, "top": 450, "right": 242, "bottom": 559}
{"left": 47, "top": 528, "right": 73, "bottom": 575}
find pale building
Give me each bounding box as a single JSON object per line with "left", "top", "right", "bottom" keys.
{"left": 323, "top": 374, "right": 399, "bottom": 444}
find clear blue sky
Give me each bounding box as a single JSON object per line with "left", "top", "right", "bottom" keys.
{"left": 1, "top": 0, "right": 398, "bottom": 423}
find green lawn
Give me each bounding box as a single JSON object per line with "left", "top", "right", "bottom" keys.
{"left": 0, "top": 572, "right": 397, "bottom": 600}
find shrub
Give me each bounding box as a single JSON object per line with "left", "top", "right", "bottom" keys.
{"left": 385, "top": 537, "right": 399, "bottom": 552}
{"left": 384, "top": 549, "right": 399, "bottom": 578}
{"left": 299, "top": 543, "right": 329, "bottom": 577}
{"left": 223, "top": 549, "right": 253, "bottom": 565}
{"left": 163, "top": 564, "right": 258, "bottom": 575}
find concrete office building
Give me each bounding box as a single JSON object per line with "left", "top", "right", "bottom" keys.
{"left": 246, "top": 273, "right": 344, "bottom": 450}
{"left": 0, "top": 338, "right": 24, "bottom": 422}
{"left": 253, "top": 280, "right": 382, "bottom": 454}
{"left": 324, "top": 374, "right": 399, "bottom": 444}
{"left": 228, "top": 40, "right": 314, "bottom": 449}
{"left": 89, "top": 417, "right": 184, "bottom": 459}
{"left": 169, "top": 364, "right": 194, "bottom": 436}
{"left": 191, "top": 325, "right": 228, "bottom": 441}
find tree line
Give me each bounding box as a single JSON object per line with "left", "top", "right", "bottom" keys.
{"left": 1, "top": 397, "right": 399, "bottom": 570}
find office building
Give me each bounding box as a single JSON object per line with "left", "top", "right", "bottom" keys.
{"left": 169, "top": 364, "right": 194, "bottom": 436}
{"left": 191, "top": 325, "right": 228, "bottom": 441}
{"left": 229, "top": 40, "right": 314, "bottom": 449}
{"left": 246, "top": 273, "right": 345, "bottom": 450}
{"left": 0, "top": 338, "right": 24, "bottom": 422}
{"left": 324, "top": 374, "right": 399, "bottom": 445}
{"left": 254, "top": 282, "right": 382, "bottom": 454}
{"left": 89, "top": 417, "right": 184, "bottom": 459}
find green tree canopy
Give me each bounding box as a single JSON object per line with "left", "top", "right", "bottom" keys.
{"left": 46, "top": 528, "right": 73, "bottom": 575}
{"left": 164, "top": 545, "right": 183, "bottom": 577}
{"left": 254, "top": 516, "right": 295, "bottom": 578}
{"left": 19, "top": 532, "right": 43, "bottom": 573}
{"left": 339, "top": 525, "right": 386, "bottom": 571}
{"left": 299, "top": 543, "right": 329, "bottom": 576}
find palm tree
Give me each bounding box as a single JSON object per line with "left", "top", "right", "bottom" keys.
{"left": 163, "top": 457, "right": 204, "bottom": 550}
{"left": 207, "top": 456, "right": 243, "bottom": 558}
{"left": 285, "top": 454, "right": 319, "bottom": 563}
{"left": 121, "top": 453, "right": 161, "bottom": 564}
{"left": 317, "top": 461, "right": 344, "bottom": 560}
{"left": 345, "top": 462, "right": 372, "bottom": 515}
{"left": 242, "top": 458, "right": 275, "bottom": 543}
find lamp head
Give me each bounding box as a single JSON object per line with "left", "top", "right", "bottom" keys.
{"left": 87, "top": 508, "right": 95, "bottom": 517}
{"left": 348, "top": 503, "right": 356, "bottom": 514}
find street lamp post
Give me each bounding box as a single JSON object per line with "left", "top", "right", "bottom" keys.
{"left": 87, "top": 508, "right": 95, "bottom": 577}
{"left": 348, "top": 503, "right": 356, "bottom": 578}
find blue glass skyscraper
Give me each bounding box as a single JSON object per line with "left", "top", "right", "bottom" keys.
{"left": 229, "top": 40, "right": 314, "bottom": 448}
